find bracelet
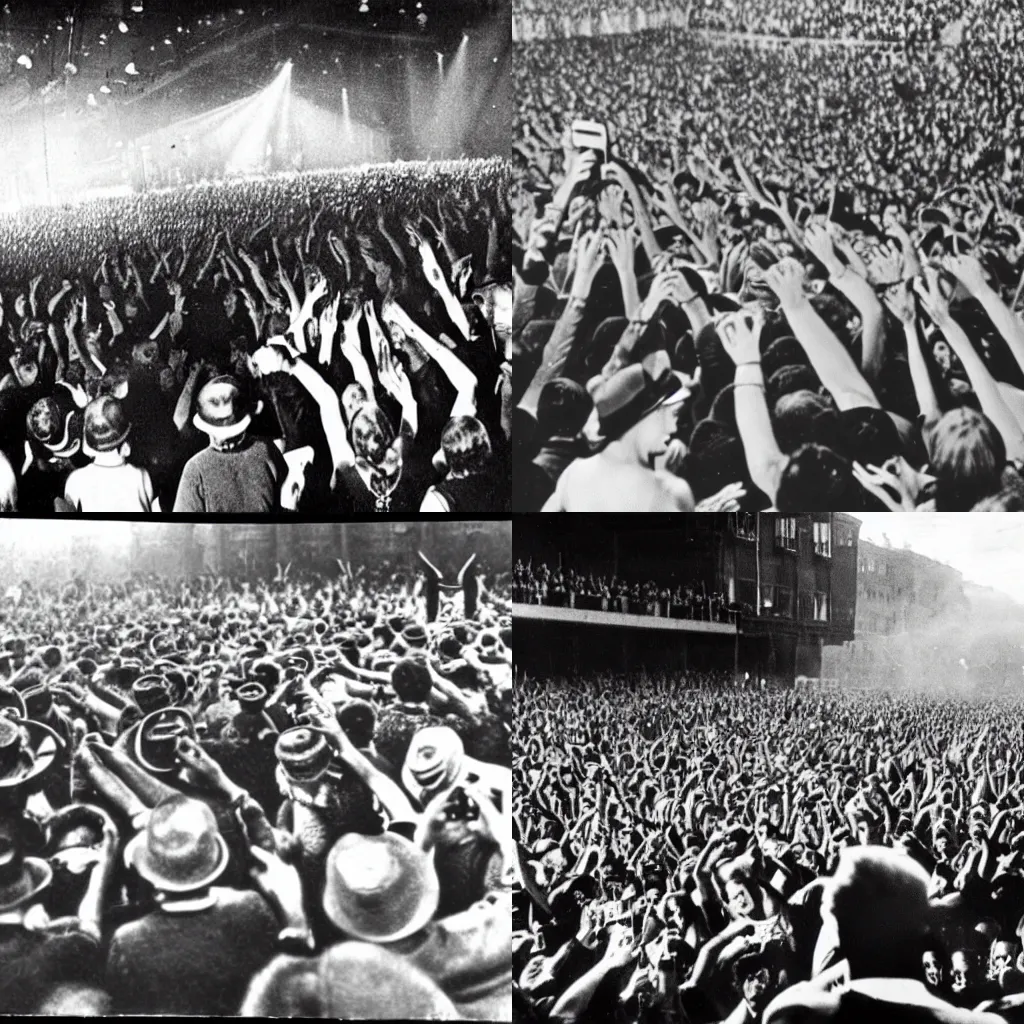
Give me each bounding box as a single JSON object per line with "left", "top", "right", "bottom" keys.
{"left": 733, "top": 383, "right": 766, "bottom": 390}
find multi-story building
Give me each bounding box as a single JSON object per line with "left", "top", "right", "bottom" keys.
{"left": 514, "top": 513, "right": 860, "bottom": 682}
{"left": 854, "top": 540, "right": 966, "bottom": 637}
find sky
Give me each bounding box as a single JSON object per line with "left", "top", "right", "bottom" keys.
{"left": 852, "top": 514, "right": 1024, "bottom": 604}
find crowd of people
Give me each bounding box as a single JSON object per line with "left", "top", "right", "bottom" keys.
{"left": 0, "top": 160, "right": 512, "bottom": 515}
{"left": 0, "top": 552, "right": 512, "bottom": 1016}
{"left": 515, "top": 671, "right": 1024, "bottom": 1023}
{"left": 512, "top": 16, "right": 1024, "bottom": 511}
{"left": 512, "top": 0, "right": 1010, "bottom": 45}
{"left": 513, "top": 561, "right": 731, "bottom": 622}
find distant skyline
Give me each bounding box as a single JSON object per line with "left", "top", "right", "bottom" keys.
{"left": 852, "top": 514, "right": 1024, "bottom": 604}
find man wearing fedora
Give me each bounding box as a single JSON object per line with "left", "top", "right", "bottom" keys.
{"left": 541, "top": 349, "right": 697, "bottom": 512}
{"left": 106, "top": 793, "right": 289, "bottom": 1015}
{"left": 240, "top": 775, "right": 512, "bottom": 1020}
{"left": 172, "top": 374, "right": 285, "bottom": 513}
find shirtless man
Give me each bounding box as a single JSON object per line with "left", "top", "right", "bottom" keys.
{"left": 541, "top": 351, "right": 696, "bottom": 511}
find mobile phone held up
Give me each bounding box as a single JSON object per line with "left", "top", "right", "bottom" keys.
{"left": 571, "top": 119, "right": 608, "bottom": 169}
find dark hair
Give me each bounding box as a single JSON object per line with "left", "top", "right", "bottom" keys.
{"left": 766, "top": 365, "right": 821, "bottom": 408}
{"left": 837, "top": 408, "right": 901, "bottom": 466}
{"left": 776, "top": 444, "right": 856, "bottom": 511}
{"left": 772, "top": 391, "right": 840, "bottom": 455}
{"left": 924, "top": 408, "right": 1004, "bottom": 510}
{"left": 390, "top": 657, "right": 432, "bottom": 703}
{"left": 336, "top": 700, "right": 376, "bottom": 748}
{"left": 536, "top": 378, "right": 592, "bottom": 441}
{"left": 441, "top": 416, "right": 492, "bottom": 476}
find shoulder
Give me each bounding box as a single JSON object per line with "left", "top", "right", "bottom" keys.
{"left": 655, "top": 470, "right": 695, "bottom": 510}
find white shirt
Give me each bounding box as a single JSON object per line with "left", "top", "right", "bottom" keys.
{"left": 65, "top": 462, "right": 155, "bottom": 514}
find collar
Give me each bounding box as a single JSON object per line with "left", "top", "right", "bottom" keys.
{"left": 159, "top": 891, "right": 218, "bottom": 914}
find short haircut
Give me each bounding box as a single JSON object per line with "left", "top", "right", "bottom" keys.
{"left": 536, "top": 378, "right": 592, "bottom": 441}
{"left": 776, "top": 444, "right": 855, "bottom": 511}
{"left": 390, "top": 657, "right": 432, "bottom": 704}
{"left": 924, "top": 407, "right": 1005, "bottom": 510}
{"left": 772, "top": 392, "right": 840, "bottom": 455}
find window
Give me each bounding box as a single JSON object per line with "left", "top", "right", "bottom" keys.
{"left": 762, "top": 584, "right": 793, "bottom": 618}
{"left": 814, "top": 591, "right": 830, "bottom": 622}
{"left": 736, "top": 578, "right": 757, "bottom": 612}
{"left": 774, "top": 517, "right": 797, "bottom": 552}
{"left": 735, "top": 513, "right": 757, "bottom": 541}
{"left": 813, "top": 520, "right": 832, "bottom": 558}
{"left": 798, "top": 591, "right": 813, "bottom": 620}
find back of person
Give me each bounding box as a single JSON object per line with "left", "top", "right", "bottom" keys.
{"left": 65, "top": 461, "right": 153, "bottom": 514}
{"left": 173, "top": 437, "right": 281, "bottom": 513}
{"left": 106, "top": 886, "right": 278, "bottom": 1015}
{"left": 433, "top": 470, "right": 506, "bottom": 515}
{"left": 553, "top": 455, "right": 694, "bottom": 512}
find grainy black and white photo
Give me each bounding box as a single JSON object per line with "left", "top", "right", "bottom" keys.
{"left": 514, "top": 513, "right": 1024, "bottom": 1023}
{"left": 0, "top": 0, "right": 511, "bottom": 516}
{"left": 512, "top": 0, "right": 1024, "bottom": 512}
{"left": 0, "top": 519, "right": 512, "bottom": 1016}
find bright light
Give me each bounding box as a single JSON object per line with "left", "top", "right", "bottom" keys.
{"left": 131, "top": 2, "right": 144, "bottom": 12}
{"left": 16, "top": 54, "right": 31, "bottom": 69}
{"left": 87, "top": 93, "right": 97, "bottom": 106}
{"left": 118, "top": 20, "right": 128, "bottom": 32}
{"left": 100, "top": 84, "right": 111, "bottom": 94}
{"left": 125, "top": 63, "right": 139, "bottom": 75}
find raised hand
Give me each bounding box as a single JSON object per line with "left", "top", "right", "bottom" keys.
{"left": 695, "top": 482, "right": 747, "bottom": 512}
{"left": 718, "top": 310, "right": 764, "bottom": 365}
{"left": 941, "top": 253, "right": 989, "bottom": 294}
{"left": 762, "top": 257, "right": 809, "bottom": 309}
{"left": 913, "top": 266, "right": 955, "bottom": 327}
{"left": 803, "top": 223, "right": 843, "bottom": 276}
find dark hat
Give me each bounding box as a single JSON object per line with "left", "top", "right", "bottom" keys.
{"left": 83, "top": 395, "right": 131, "bottom": 455}
{"left": 336, "top": 700, "right": 376, "bottom": 746}
{"left": 135, "top": 708, "right": 196, "bottom": 775}
{"left": 193, "top": 375, "right": 256, "bottom": 440}
{"left": 132, "top": 676, "right": 173, "bottom": 715}
{"left": 124, "top": 794, "right": 229, "bottom": 893}
{"left": 0, "top": 718, "right": 62, "bottom": 791}
{"left": 401, "top": 624, "right": 427, "bottom": 649}
{"left": 0, "top": 687, "right": 26, "bottom": 719}
{"left": 27, "top": 398, "right": 81, "bottom": 459}
{"left": 251, "top": 659, "right": 282, "bottom": 690}
{"left": 0, "top": 817, "right": 52, "bottom": 913}
{"left": 235, "top": 682, "right": 268, "bottom": 715}
{"left": 592, "top": 350, "right": 690, "bottom": 440}
{"left": 323, "top": 832, "right": 439, "bottom": 942}
{"left": 275, "top": 727, "right": 332, "bottom": 782}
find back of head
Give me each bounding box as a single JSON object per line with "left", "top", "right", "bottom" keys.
{"left": 773, "top": 390, "right": 839, "bottom": 455}
{"left": 925, "top": 407, "right": 1004, "bottom": 510}
{"left": 837, "top": 407, "right": 901, "bottom": 466}
{"left": 536, "top": 377, "right": 592, "bottom": 443}
{"left": 441, "top": 416, "right": 492, "bottom": 476}
{"left": 391, "top": 657, "right": 432, "bottom": 704}
{"left": 776, "top": 444, "right": 856, "bottom": 511}
{"left": 823, "top": 846, "right": 932, "bottom": 979}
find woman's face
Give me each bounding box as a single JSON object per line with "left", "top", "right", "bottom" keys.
{"left": 923, "top": 951, "right": 943, "bottom": 987}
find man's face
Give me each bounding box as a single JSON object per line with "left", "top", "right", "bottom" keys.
{"left": 992, "top": 943, "right": 1014, "bottom": 975}
{"left": 725, "top": 879, "right": 755, "bottom": 917}
{"left": 740, "top": 966, "right": 774, "bottom": 1015}
{"left": 12, "top": 357, "right": 38, "bottom": 388}
{"left": 923, "top": 952, "right": 942, "bottom": 988}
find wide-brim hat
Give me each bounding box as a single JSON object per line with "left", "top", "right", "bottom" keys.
{"left": 193, "top": 375, "right": 254, "bottom": 441}
{"left": 323, "top": 832, "right": 439, "bottom": 942}
{"left": 124, "top": 795, "right": 229, "bottom": 893}
{"left": 0, "top": 718, "right": 62, "bottom": 791}
{"left": 0, "top": 852, "right": 52, "bottom": 913}
{"left": 592, "top": 349, "right": 691, "bottom": 441}
{"left": 402, "top": 726, "right": 465, "bottom": 798}
{"left": 27, "top": 399, "right": 81, "bottom": 459}
{"left": 135, "top": 708, "right": 196, "bottom": 775}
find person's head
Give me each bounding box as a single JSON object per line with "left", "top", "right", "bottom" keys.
{"left": 925, "top": 407, "right": 1005, "bottom": 510}
{"left": 351, "top": 405, "right": 396, "bottom": 468}
{"left": 772, "top": 390, "right": 839, "bottom": 454}
{"left": 473, "top": 282, "right": 512, "bottom": 347}
{"left": 82, "top": 395, "right": 131, "bottom": 461}
{"left": 723, "top": 871, "right": 757, "bottom": 917}
{"left": 222, "top": 288, "right": 238, "bottom": 319}
{"left": 991, "top": 940, "right": 1016, "bottom": 978}
{"left": 10, "top": 349, "right": 38, "bottom": 389}
{"left": 390, "top": 657, "right": 432, "bottom": 704}
{"left": 922, "top": 949, "right": 944, "bottom": 988}
{"left": 131, "top": 337, "right": 160, "bottom": 368}
{"left": 193, "top": 375, "right": 259, "bottom": 451}
{"left": 342, "top": 383, "right": 370, "bottom": 425}
{"left": 27, "top": 398, "right": 81, "bottom": 462}
{"left": 823, "top": 846, "right": 933, "bottom": 978}
{"left": 776, "top": 444, "right": 855, "bottom": 511}
{"left": 336, "top": 700, "right": 376, "bottom": 749}
{"left": 733, "top": 948, "right": 787, "bottom": 1018}
{"left": 536, "top": 377, "right": 592, "bottom": 443}
{"left": 932, "top": 338, "right": 953, "bottom": 373}
{"left": 950, "top": 949, "right": 976, "bottom": 993}
{"left": 440, "top": 416, "right": 491, "bottom": 478}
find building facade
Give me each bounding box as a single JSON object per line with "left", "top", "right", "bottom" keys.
{"left": 514, "top": 514, "right": 860, "bottom": 682}
{"left": 854, "top": 540, "right": 966, "bottom": 637}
